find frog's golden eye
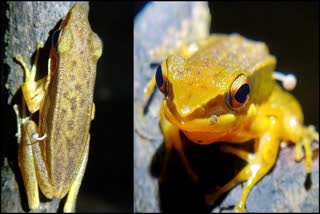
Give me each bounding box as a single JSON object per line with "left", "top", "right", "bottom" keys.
{"left": 155, "top": 65, "right": 168, "bottom": 95}
{"left": 228, "top": 74, "right": 250, "bottom": 109}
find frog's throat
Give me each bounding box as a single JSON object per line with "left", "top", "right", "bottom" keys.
{"left": 164, "top": 92, "right": 246, "bottom": 124}
{"left": 163, "top": 100, "right": 257, "bottom": 133}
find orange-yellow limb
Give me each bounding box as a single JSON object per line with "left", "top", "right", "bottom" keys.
{"left": 15, "top": 41, "right": 46, "bottom": 113}
{"left": 206, "top": 116, "right": 280, "bottom": 212}
{"left": 159, "top": 102, "right": 199, "bottom": 183}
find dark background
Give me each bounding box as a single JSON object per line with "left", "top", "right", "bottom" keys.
{"left": 76, "top": 2, "right": 133, "bottom": 212}
{"left": 135, "top": 1, "right": 319, "bottom": 129}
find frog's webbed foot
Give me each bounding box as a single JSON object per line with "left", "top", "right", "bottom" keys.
{"left": 294, "top": 125, "right": 319, "bottom": 173}
{"left": 15, "top": 41, "right": 47, "bottom": 114}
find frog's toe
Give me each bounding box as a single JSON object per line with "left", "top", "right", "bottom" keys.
{"left": 304, "top": 161, "right": 313, "bottom": 174}
{"left": 234, "top": 204, "right": 245, "bottom": 213}
{"left": 294, "top": 143, "right": 304, "bottom": 161}
{"left": 305, "top": 125, "right": 319, "bottom": 141}
{"left": 36, "top": 41, "right": 44, "bottom": 49}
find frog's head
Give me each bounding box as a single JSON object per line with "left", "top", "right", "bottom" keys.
{"left": 155, "top": 54, "right": 267, "bottom": 133}
{"left": 51, "top": 4, "right": 102, "bottom": 62}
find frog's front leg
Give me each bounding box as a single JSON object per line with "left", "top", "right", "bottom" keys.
{"left": 16, "top": 41, "right": 47, "bottom": 113}
{"left": 64, "top": 134, "right": 90, "bottom": 212}
{"left": 159, "top": 103, "right": 199, "bottom": 183}
{"left": 206, "top": 116, "right": 281, "bottom": 212}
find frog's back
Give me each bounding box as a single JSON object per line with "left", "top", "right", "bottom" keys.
{"left": 190, "top": 33, "right": 275, "bottom": 74}
{"left": 39, "top": 4, "right": 101, "bottom": 196}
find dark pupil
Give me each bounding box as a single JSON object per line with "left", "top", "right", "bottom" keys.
{"left": 155, "top": 66, "right": 163, "bottom": 88}
{"left": 235, "top": 84, "right": 250, "bottom": 103}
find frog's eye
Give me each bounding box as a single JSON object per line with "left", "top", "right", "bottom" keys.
{"left": 155, "top": 65, "right": 168, "bottom": 95}
{"left": 228, "top": 74, "right": 250, "bottom": 109}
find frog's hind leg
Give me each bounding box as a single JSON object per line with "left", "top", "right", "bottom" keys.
{"left": 206, "top": 119, "right": 281, "bottom": 212}
{"left": 16, "top": 41, "right": 47, "bottom": 114}
{"left": 18, "top": 119, "right": 50, "bottom": 210}
{"left": 205, "top": 145, "right": 254, "bottom": 209}
{"left": 63, "top": 134, "right": 90, "bottom": 212}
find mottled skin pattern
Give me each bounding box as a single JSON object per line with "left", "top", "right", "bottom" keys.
{"left": 39, "top": 5, "right": 101, "bottom": 198}
{"left": 14, "top": 4, "right": 102, "bottom": 212}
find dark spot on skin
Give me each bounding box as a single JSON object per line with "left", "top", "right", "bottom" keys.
{"left": 86, "top": 80, "right": 90, "bottom": 88}
{"left": 75, "top": 83, "right": 81, "bottom": 91}
{"left": 197, "top": 140, "right": 203, "bottom": 143}
{"left": 72, "top": 60, "right": 77, "bottom": 66}
{"left": 87, "top": 63, "right": 91, "bottom": 72}
{"left": 70, "top": 97, "right": 77, "bottom": 111}
{"left": 70, "top": 75, "right": 76, "bottom": 81}
{"left": 59, "top": 108, "right": 67, "bottom": 120}
{"left": 80, "top": 98, "right": 86, "bottom": 106}
{"left": 67, "top": 120, "right": 74, "bottom": 131}
{"left": 80, "top": 50, "right": 84, "bottom": 55}
{"left": 66, "top": 136, "right": 71, "bottom": 142}
{"left": 54, "top": 159, "right": 64, "bottom": 178}
{"left": 82, "top": 72, "right": 87, "bottom": 79}
{"left": 56, "top": 126, "right": 61, "bottom": 134}
{"left": 68, "top": 158, "right": 76, "bottom": 174}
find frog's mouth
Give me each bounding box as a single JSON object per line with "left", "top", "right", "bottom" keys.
{"left": 164, "top": 93, "right": 254, "bottom": 133}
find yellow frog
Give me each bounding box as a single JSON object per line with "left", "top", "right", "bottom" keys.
{"left": 145, "top": 33, "right": 318, "bottom": 212}
{"left": 13, "top": 4, "right": 102, "bottom": 212}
